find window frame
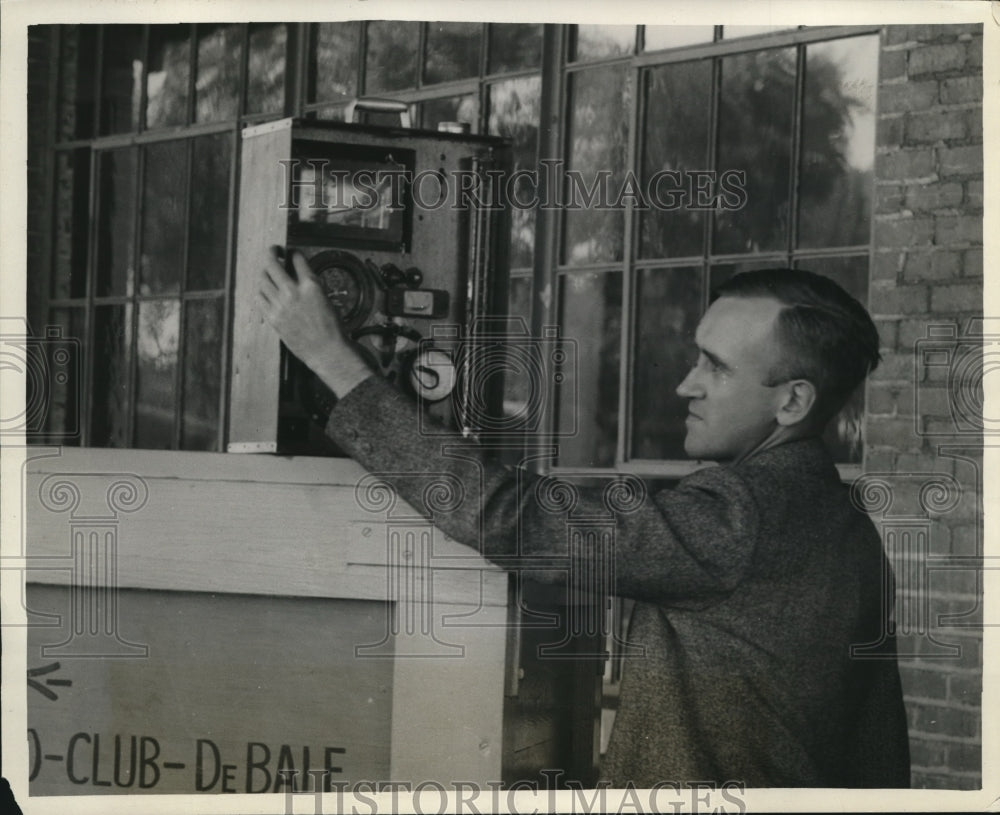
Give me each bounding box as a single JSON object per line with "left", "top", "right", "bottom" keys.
{"left": 35, "top": 22, "right": 880, "bottom": 476}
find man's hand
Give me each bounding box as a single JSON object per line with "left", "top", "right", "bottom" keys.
{"left": 258, "top": 246, "right": 372, "bottom": 399}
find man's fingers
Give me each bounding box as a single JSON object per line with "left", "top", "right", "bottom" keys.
{"left": 290, "top": 249, "right": 318, "bottom": 284}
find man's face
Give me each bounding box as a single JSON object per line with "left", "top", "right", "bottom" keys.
{"left": 675, "top": 296, "right": 789, "bottom": 462}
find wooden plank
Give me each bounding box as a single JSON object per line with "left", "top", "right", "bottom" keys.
{"left": 227, "top": 119, "right": 293, "bottom": 450}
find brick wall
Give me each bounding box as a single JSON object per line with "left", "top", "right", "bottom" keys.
{"left": 867, "top": 23, "right": 983, "bottom": 790}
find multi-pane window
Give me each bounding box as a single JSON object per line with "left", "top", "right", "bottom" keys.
{"left": 553, "top": 25, "right": 879, "bottom": 470}
{"left": 34, "top": 22, "right": 877, "bottom": 468}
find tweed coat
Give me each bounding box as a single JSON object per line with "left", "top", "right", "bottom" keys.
{"left": 326, "top": 375, "right": 911, "bottom": 788}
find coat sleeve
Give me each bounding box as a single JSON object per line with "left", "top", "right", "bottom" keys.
{"left": 327, "top": 375, "right": 760, "bottom": 604}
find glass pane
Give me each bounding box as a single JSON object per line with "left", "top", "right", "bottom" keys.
{"left": 181, "top": 298, "right": 224, "bottom": 450}
{"left": 563, "top": 66, "right": 631, "bottom": 265}
{"left": 488, "top": 24, "right": 542, "bottom": 73}
{"left": 90, "top": 304, "right": 132, "bottom": 447}
{"left": 135, "top": 299, "right": 180, "bottom": 449}
{"left": 631, "top": 267, "right": 702, "bottom": 460}
{"left": 52, "top": 148, "right": 91, "bottom": 300}
{"left": 146, "top": 25, "right": 190, "bottom": 128}
{"left": 489, "top": 76, "right": 541, "bottom": 268}
{"left": 246, "top": 23, "right": 286, "bottom": 115}
{"left": 556, "top": 272, "right": 622, "bottom": 467}
{"left": 424, "top": 22, "right": 481, "bottom": 85}
{"left": 714, "top": 48, "right": 796, "bottom": 254}
{"left": 708, "top": 257, "right": 788, "bottom": 295}
{"left": 573, "top": 25, "right": 636, "bottom": 61}
{"left": 311, "top": 22, "right": 360, "bottom": 102}
{"left": 141, "top": 141, "right": 187, "bottom": 294}
{"left": 57, "top": 25, "right": 98, "bottom": 140}
{"left": 365, "top": 21, "right": 420, "bottom": 93}
{"left": 722, "top": 26, "right": 798, "bottom": 39}
{"left": 421, "top": 94, "right": 479, "bottom": 132}
{"left": 798, "top": 35, "right": 879, "bottom": 249}
{"left": 95, "top": 148, "right": 137, "bottom": 297}
{"left": 99, "top": 24, "right": 144, "bottom": 134}
{"left": 188, "top": 133, "right": 232, "bottom": 290}
{"left": 643, "top": 26, "right": 715, "bottom": 52}
{"left": 196, "top": 24, "right": 243, "bottom": 122}
{"left": 639, "top": 60, "right": 713, "bottom": 260}
{"left": 501, "top": 277, "right": 533, "bottom": 428}
{"left": 45, "top": 308, "right": 85, "bottom": 445}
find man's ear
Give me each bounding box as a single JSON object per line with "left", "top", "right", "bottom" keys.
{"left": 775, "top": 379, "right": 817, "bottom": 427}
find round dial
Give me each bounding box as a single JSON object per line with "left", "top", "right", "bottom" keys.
{"left": 307, "top": 249, "right": 377, "bottom": 333}
{"left": 319, "top": 265, "right": 363, "bottom": 319}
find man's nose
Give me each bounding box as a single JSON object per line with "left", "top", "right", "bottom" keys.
{"left": 675, "top": 366, "right": 702, "bottom": 399}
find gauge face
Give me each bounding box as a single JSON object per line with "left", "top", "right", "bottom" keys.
{"left": 319, "top": 265, "right": 362, "bottom": 320}
{"left": 308, "top": 249, "right": 377, "bottom": 333}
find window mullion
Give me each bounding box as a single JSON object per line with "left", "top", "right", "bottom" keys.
{"left": 617, "top": 61, "right": 641, "bottom": 467}
{"left": 704, "top": 55, "right": 722, "bottom": 312}
{"left": 218, "top": 125, "right": 240, "bottom": 452}
{"left": 173, "top": 139, "right": 195, "bottom": 451}
{"left": 125, "top": 145, "right": 144, "bottom": 448}
{"left": 788, "top": 43, "right": 807, "bottom": 262}
{"left": 81, "top": 146, "right": 100, "bottom": 446}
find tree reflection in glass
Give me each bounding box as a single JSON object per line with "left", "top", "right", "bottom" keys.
{"left": 246, "top": 23, "right": 286, "bottom": 115}
{"left": 563, "top": 66, "right": 630, "bottom": 265}
{"left": 489, "top": 76, "right": 541, "bottom": 269}
{"left": 182, "top": 298, "right": 224, "bottom": 450}
{"left": 555, "top": 272, "right": 622, "bottom": 467}
{"left": 798, "top": 36, "right": 878, "bottom": 249}
{"left": 196, "top": 24, "right": 243, "bottom": 122}
{"left": 631, "top": 267, "right": 702, "bottom": 460}
{"left": 573, "top": 25, "right": 635, "bottom": 61}
{"left": 91, "top": 304, "right": 133, "bottom": 448}
{"left": 135, "top": 299, "right": 180, "bottom": 449}
{"left": 365, "top": 21, "right": 420, "bottom": 93}
{"left": 312, "top": 22, "right": 360, "bottom": 103}
{"left": 146, "top": 25, "right": 190, "bottom": 129}
{"left": 639, "top": 59, "right": 712, "bottom": 260}
{"left": 140, "top": 141, "right": 187, "bottom": 294}
{"left": 713, "top": 47, "right": 796, "bottom": 255}
{"left": 424, "top": 22, "right": 481, "bottom": 85}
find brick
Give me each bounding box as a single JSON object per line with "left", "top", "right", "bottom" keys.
{"left": 874, "top": 318, "right": 899, "bottom": 349}
{"left": 884, "top": 26, "right": 910, "bottom": 46}
{"left": 962, "top": 248, "right": 982, "bottom": 277}
{"left": 965, "top": 107, "right": 982, "bottom": 144}
{"left": 911, "top": 703, "right": 979, "bottom": 738}
{"left": 949, "top": 524, "right": 980, "bottom": 555}
{"left": 864, "top": 449, "right": 897, "bottom": 472}
{"left": 872, "top": 250, "right": 903, "bottom": 282}
{"left": 895, "top": 453, "right": 955, "bottom": 474}
{"left": 904, "top": 182, "right": 964, "bottom": 212}
{"left": 913, "top": 384, "right": 952, "bottom": 416}
{"left": 871, "top": 350, "right": 918, "bottom": 381}
{"left": 946, "top": 742, "right": 982, "bottom": 774}
{"left": 940, "top": 75, "right": 982, "bottom": 104}
{"left": 876, "top": 148, "right": 936, "bottom": 180}
{"left": 870, "top": 282, "right": 929, "bottom": 314}
{"left": 874, "top": 217, "right": 935, "bottom": 248}
{"left": 867, "top": 417, "right": 923, "bottom": 452}
{"left": 900, "top": 667, "right": 949, "bottom": 701}
{"left": 877, "top": 115, "right": 905, "bottom": 147}
{"left": 908, "top": 42, "right": 967, "bottom": 76}
{"left": 937, "top": 144, "right": 982, "bottom": 176}
{"left": 929, "top": 567, "right": 981, "bottom": 598}
{"left": 868, "top": 382, "right": 905, "bottom": 415}
{"left": 966, "top": 180, "right": 983, "bottom": 209}
{"left": 878, "top": 80, "right": 938, "bottom": 114}
{"left": 875, "top": 182, "right": 905, "bottom": 211}
{"left": 967, "top": 36, "right": 981, "bottom": 68}
{"left": 879, "top": 49, "right": 907, "bottom": 81}
{"left": 948, "top": 671, "right": 982, "bottom": 703}
{"left": 906, "top": 25, "right": 957, "bottom": 45}
{"left": 905, "top": 110, "right": 967, "bottom": 144}
{"left": 909, "top": 738, "right": 948, "bottom": 770}
{"left": 934, "top": 215, "right": 982, "bottom": 246}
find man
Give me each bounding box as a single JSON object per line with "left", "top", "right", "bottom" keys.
{"left": 259, "top": 249, "right": 911, "bottom": 788}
